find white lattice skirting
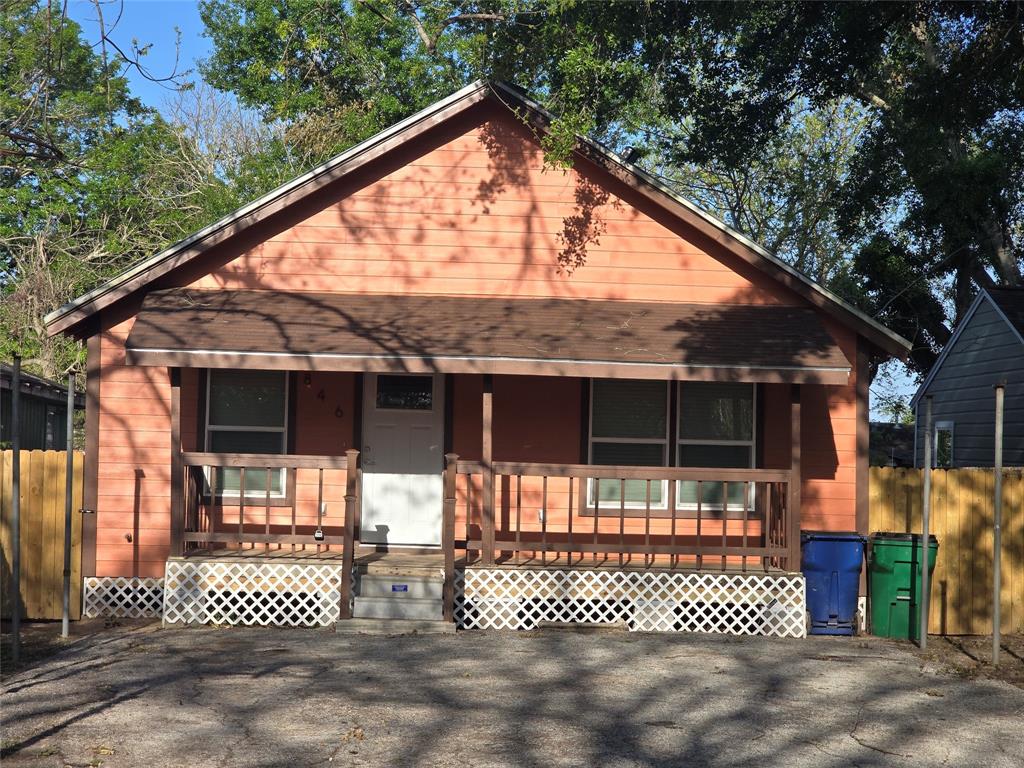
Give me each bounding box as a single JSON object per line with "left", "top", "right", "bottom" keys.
{"left": 83, "top": 577, "right": 165, "bottom": 618}
{"left": 454, "top": 568, "right": 807, "bottom": 638}
{"left": 162, "top": 560, "right": 345, "bottom": 627}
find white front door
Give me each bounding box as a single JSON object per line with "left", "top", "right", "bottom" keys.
{"left": 360, "top": 373, "right": 445, "bottom": 546}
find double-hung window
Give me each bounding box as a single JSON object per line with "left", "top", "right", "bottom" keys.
{"left": 587, "top": 379, "right": 756, "bottom": 511}
{"left": 205, "top": 370, "right": 288, "bottom": 496}
{"left": 588, "top": 379, "right": 669, "bottom": 507}
{"left": 677, "top": 382, "right": 755, "bottom": 508}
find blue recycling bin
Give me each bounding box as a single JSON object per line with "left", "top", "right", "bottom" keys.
{"left": 801, "top": 531, "right": 866, "bottom": 636}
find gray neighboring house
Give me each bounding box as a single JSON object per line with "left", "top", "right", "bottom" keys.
{"left": 0, "top": 363, "right": 85, "bottom": 450}
{"left": 912, "top": 287, "right": 1024, "bottom": 468}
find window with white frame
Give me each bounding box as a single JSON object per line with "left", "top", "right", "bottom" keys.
{"left": 934, "top": 421, "right": 954, "bottom": 468}
{"left": 588, "top": 379, "right": 669, "bottom": 507}
{"left": 677, "top": 382, "right": 755, "bottom": 508}
{"left": 205, "top": 370, "right": 288, "bottom": 495}
{"left": 587, "top": 379, "right": 758, "bottom": 511}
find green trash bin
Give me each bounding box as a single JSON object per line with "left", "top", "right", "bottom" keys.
{"left": 868, "top": 532, "right": 938, "bottom": 641}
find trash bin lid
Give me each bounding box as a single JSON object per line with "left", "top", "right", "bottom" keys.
{"left": 801, "top": 530, "right": 866, "bottom": 542}
{"left": 871, "top": 532, "right": 938, "bottom": 544}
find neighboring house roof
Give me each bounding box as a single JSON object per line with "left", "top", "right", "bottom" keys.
{"left": 0, "top": 363, "right": 86, "bottom": 408}
{"left": 43, "top": 80, "right": 911, "bottom": 358}
{"left": 911, "top": 286, "right": 1024, "bottom": 408}
{"left": 985, "top": 287, "right": 1024, "bottom": 344}
{"left": 122, "top": 288, "right": 853, "bottom": 384}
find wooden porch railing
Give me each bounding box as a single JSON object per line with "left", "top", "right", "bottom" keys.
{"left": 173, "top": 449, "right": 360, "bottom": 619}
{"left": 448, "top": 459, "right": 798, "bottom": 573}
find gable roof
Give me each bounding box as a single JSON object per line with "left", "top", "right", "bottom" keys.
{"left": 986, "top": 287, "right": 1024, "bottom": 344}
{"left": 44, "top": 80, "right": 911, "bottom": 357}
{"left": 910, "top": 287, "right": 1024, "bottom": 407}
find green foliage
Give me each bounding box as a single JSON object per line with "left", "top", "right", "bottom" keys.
{"left": 0, "top": 2, "right": 230, "bottom": 377}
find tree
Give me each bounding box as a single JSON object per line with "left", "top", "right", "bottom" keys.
{"left": 198, "top": 1, "right": 1024, "bottom": 378}
{"left": 0, "top": 2, "right": 227, "bottom": 377}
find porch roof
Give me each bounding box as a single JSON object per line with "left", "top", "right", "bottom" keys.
{"left": 124, "top": 288, "right": 852, "bottom": 384}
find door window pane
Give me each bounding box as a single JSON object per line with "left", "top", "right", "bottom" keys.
{"left": 376, "top": 375, "right": 433, "bottom": 410}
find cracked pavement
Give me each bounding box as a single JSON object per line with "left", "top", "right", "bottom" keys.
{"left": 2, "top": 623, "right": 1022, "bottom": 767}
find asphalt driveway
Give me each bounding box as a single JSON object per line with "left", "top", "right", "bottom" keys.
{"left": 2, "top": 623, "right": 1022, "bottom": 767}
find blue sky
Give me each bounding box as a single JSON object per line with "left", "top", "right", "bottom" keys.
{"left": 68, "top": 0, "right": 211, "bottom": 114}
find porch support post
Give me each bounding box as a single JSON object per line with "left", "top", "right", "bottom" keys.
{"left": 169, "top": 368, "right": 184, "bottom": 557}
{"left": 340, "top": 448, "right": 359, "bottom": 620}
{"left": 482, "top": 374, "right": 495, "bottom": 566}
{"left": 442, "top": 453, "right": 458, "bottom": 622}
{"left": 787, "top": 383, "right": 802, "bottom": 571}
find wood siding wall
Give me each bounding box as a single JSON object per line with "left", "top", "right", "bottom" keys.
{"left": 1, "top": 450, "right": 84, "bottom": 620}
{"left": 869, "top": 467, "right": 1024, "bottom": 635}
{"left": 88, "top": 104, "right": 863, "bottom": 576}
{"left": 915, "top": 298, "right": 1024, "bottom": 467}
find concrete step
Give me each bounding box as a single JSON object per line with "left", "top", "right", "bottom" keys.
{"left": 352, "top": 596, "right": 443, "bottom": 621}
{"left": 336, "top": 617, "right": 456, "bottom": 635}
{"left": 357, "top": 573, "right": 443, "bottom": 600}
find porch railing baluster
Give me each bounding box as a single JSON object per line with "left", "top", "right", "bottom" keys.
{"left": 618, "top": 479, "right": 625, "bottom": 567}
{"left": 316, "top": 467, "right": 324, "bottom": 557}
{"left": 721, "top": 481, "right": 728, "bottom": 571}
{"left": 566, "top": 476, "right": 574, "bottom": 567}
{"left": 515, "top": 474, "right": 522, "bottom": 566}
{"left": 644, "top": 479, "right": 651, "bottom": 568}
{"left": 238, "top": 467, "right": 245, "bottom": 551}
{"left": 541, "top": 475, "right": 548, "bottom": 566}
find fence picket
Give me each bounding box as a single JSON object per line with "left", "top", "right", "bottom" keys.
{"left": 1, "top": 450, "right": 85, "bottom": 620}
{"left": 870, "top": 467, "right": 1023, "bottom": 636}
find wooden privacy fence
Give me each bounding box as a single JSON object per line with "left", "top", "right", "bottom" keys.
{"left": 869, "top": 467, "right": 1024, "bottom": 636}
{"left": 0, "top": 450, "right": 85, "bottom": 621}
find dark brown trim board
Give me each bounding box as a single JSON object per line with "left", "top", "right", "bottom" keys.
{"left": 80, "top": 334, "right": 101, "bottom": 578}
{"left": 169, "top": 368, "right": 184, "bottom": 557}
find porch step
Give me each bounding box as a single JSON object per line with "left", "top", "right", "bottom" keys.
{"left": 352, "top": 596, "right": 444, "bottom": 621}
{"left": 357, "top": 572, "right": 443, "bottom": 600}
{"left": 335, "top": 617, "right": 456, "bottom": 635}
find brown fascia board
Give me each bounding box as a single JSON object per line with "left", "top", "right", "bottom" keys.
{"left": 46, "top": 78, "right": 911, "bottom": 359}
{"left": 43, "top": 80, "right": 495, "bottom": 338}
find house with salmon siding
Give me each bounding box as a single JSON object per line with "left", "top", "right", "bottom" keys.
{"left": 45, "top": 81, "right": 910, "bottom": 635}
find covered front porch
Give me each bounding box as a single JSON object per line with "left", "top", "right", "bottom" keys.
{"left": 96, "top": 287, "right": 852, "bottom": 636}
{"left": 156, "top": 366, "right": 806, "bottom": 635}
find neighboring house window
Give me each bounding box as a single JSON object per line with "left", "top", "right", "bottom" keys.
{"left": 588, "top": 379, "right": 669, "bottom": 507}
{"left": 587, "top": 379, "right": 757, "bottom": 510}
{"left": 205, "top": 370, "right": 288, "bottom": 495}
{"left": 934, "top": 421, "right": 954, "bottom": 468}
{"left": 44, "top": 404, "right": 59, "bottom": 449}
{"left": 677, "top": 382, "right": 755, "bottom": 508}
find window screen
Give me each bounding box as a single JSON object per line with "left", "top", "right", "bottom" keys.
{"left": 589, "top": 379, "right": 668, "bottom": 507}
{"left": 677, "top": 382, "right": 755, "bottom": 508}
{"left": 206, "top": 370, "right": 288, "bottom": 495}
